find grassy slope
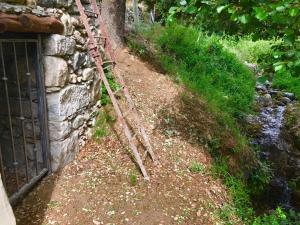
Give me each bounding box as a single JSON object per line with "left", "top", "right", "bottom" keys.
{"left": 127, "top": 24, "right": 300, "bottom": 224}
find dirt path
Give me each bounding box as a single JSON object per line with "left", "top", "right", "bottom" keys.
{"left": 14, "top": 49, "right": 232, "bottom": 225}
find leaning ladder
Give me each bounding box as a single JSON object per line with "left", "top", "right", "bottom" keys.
{"left": 75, "top": 0, "right": 156, "bottom": 180}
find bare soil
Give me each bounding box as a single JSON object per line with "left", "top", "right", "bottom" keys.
{"left": 14, "top": 49, "right": 233, "bottom": 225}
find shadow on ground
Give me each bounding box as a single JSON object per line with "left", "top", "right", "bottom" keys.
{"left": 14, "top": 171, "right": 61, "bottom": 225}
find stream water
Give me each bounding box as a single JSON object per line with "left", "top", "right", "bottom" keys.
{"left": 250, "top": 83, "right": 299, "bottom": 211}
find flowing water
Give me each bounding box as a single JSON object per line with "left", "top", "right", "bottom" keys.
{"left": 251, "top": 85, "right": 299, "bottom": 211}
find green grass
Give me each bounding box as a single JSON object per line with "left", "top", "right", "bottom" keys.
{"left": 93, "top": 110, "right": 115, "bottom": 140}
{"left": 273, "top": 72, "right": 300, "bottom": 99}
{"left": 129, "top": 171, "right": 138, "bottom": 186}
{"left": 154, "top": 24, "right": 255, "bottom": 119}
{"left": 188, "top": 161, "right": 205, "bottom": 173}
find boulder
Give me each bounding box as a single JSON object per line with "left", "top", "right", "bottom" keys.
{"left": 255, "top": 84, "right": 267, "bottom": 92}
{"left": 257, "top": 94, "right": 272, "bottom": 107}
{"left": 44, "top": 34, "right": 75, "bottom": 56}
{"left": 284, "top": 92, "right": 295, "bottom": 101}
{"left": 281, "top": 97, "right": 292, "bottom": 105}
{"left": 44, "top": 56, "right": 68, "bottom": 87}
{"left": 47, "top": 85, "right": 90, "bottom": 121}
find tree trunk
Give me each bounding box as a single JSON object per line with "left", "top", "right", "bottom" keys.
{"left": 101, "top": 0, "right": 126, "bottom": 48}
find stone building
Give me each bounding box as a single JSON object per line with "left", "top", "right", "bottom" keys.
{"left": 0, "top": 0, "right": 102, "bottom": 204}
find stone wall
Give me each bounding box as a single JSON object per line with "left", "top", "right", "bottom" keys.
{"left": 0, "top": 0, "right": 102, "bottom": 171}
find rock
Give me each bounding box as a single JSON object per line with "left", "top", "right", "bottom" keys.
{"left": 73, "top": 30, "right": 85, "bottom": 45}
{"left": 270, "top": 90, "right": 280, "bottom": 97}
{"left": 256, "top": 84, "right": 267, "bottom": 92}
{"left": 281, "top": 97, "right": 292, "bottom": 105}
{"left": 77, "top": 76, "right": 82, "bottom": 83}
{"left": 85, "top": 128, "right": 93, "bottom": 139}
{"left": 48, "top": 120, "right": 71, "bottom": 141}
{"left": 87, "top": 118, "right": 96, "bottom": 127}
{"left": 257, "top": 94, "right": 272, "bottom": 107}
{"left": 44, "top": 56, "right": 69, "bottom": 87}
{"left": 77, "top": 69, "right": 83, "bottom": 76}
{"left": 284, "top": 92, "right": 295, "bottom": 100}
{"left": 264, "top": 80, "right": 272, "bottom": 88}
{"left": 72, "top": 115, "right": 86, "bottom": 129}
{"left": 44, "top": 34, "right": 75, "bottom": 56}
{"left": 4, "top": 0, "right": 26, "bottom": 4}
{"left": 70, "top": 16, "right": 79, "bottom": 27}
{"left": 50, "top": 130, "right": 79, "bottom": 172}
{"left": 47, "top": 85, "right": 90, "bottom": 121}
{"left": 82, "top": 68, "right": 95, "bottom": 81}
{"left": 26, "top": 0, "right": 37, "bottom": 6}
{"left": 245, "top": 61, "right": 257, "bottom": 72}
{"left": 90, "top": 72, "right": 101, "bottom": 104}
{"left": 72, "top": 51, "right": 86, "bottom": 71}
{"left": 69, "top": 73, "right": 77, "bottom": 84}
{"left": 37, "top": 0, "right": 73, "bottom": 8}
{"left": 60, "top": 13, "right": 74, "bottom": 36}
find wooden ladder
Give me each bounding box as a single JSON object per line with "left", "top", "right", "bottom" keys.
{"left": 75, "top": 0, "right": 156, "bottom": 180}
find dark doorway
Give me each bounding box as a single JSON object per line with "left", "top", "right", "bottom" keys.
{"left": 0, "top": 34, "right": 50, "bottom": 205}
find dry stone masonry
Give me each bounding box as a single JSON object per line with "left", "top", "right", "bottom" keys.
{"left": 0, "top": 0, "right": 102, "bottom": 171}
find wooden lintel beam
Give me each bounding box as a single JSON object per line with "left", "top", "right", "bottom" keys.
{"left": 0, "top": 13, "right": 64, "bottom": 34}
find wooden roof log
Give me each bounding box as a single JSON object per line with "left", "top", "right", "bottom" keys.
{"left": 0, "top": 13, "right": 64, "bottom": 34}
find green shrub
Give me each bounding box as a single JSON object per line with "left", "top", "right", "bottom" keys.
{"left": 253, "top": 208, "right": 300, "bottom": 225}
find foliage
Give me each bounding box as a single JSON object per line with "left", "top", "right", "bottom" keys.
{"left": 253, "top": 208, "right": 300, "bottom": 225}
{"left": 221, "top": 36, "right": 278, "bottom": 64}
{"left": 101, "top": 70, "right": 121, "bottom": 106}
{"left": 248, "top": 161, "right": 273, "bottom": 196}
{"left": 188, "top": 161, "right": 205, "bottom": 173}
{"left": 93, "top": 110, "right": 115, "bottom": 140}
{"left": 211, "top": 159, "right": 254, "bottom": 223}
{"left": 142, "top": 0, "right": 176, "bottom": 21}
{"left": 155, "top": 24, "right": 255, "bottom": 118}
{"left": 167, "top": 0, "right": 300, "bottom": 79}
{"left": 273, "top": 72, "right": 300, "bottom": 99}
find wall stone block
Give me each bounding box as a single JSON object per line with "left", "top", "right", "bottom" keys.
{"left": 50, "top": 130, "right": 79, "bottom": 171}
{"left": 47, "top": 85, "right": 90, "bottom": 121}
{"left": 48, "top": 120, "right": 72, "bottom": 141}
{"left": 44, "top": 34, "right": 75, "bottom": 56}
{"left": 44, "top": 56, "right": 68, "bottom": 87}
